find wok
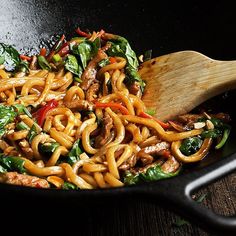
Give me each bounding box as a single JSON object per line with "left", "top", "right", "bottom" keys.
{"left": 0, "top": 0, "right": 236, "bottom": 234}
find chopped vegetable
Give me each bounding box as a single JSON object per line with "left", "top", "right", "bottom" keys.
{"left": 40, "top": 47, "right": 47, "bottom": 57}
{"left": 33, "top": 99, "right": 58, "bottom": 127}
{"left": 215, "top": 128, "right": 230, "bottom": 149}
{"left": 0, "top": 43, "right": 21, "bottom": 71}
{"left": 37, "top": 55, "right": 51, "bottom": 70}
{"left": 62, "top": 181, "right": 78, "bottom": 190}
{"left": 75, "top": 27, "right": 91, "bottom": 38}
{"left": 64, "top": 54, "right": 83, "bottom": 77}
{"left": 124, "top": 164, "right": 180, "bottom": 185}
{"left": 98, "top": 58, "right": 110, "bottom": 67}
{"left": 12, "top": 104, "right": 32, "bottom": 117}
{"left": 66, "top": 139, "right": 83, "bottom": 165}
{"left": 52, "top": 54, "right": 62, "bottom": 63}
{"left": 72, "top": 38, "right": 100, "bottom": 69}
{"left": 106, "top": 35, "right": 146, "bottom": 91}
{"left": 0, "top": 105, "right": 17, "bottom": 137}
{"left": 20, "top": 54, "right": 31, "bottom": 61}
{"left": 145, "top": 109, "right": 156, "bottom": 116}
{"left": 179, "top": 137, "right": 203, "bottom": 156}
{"left": 27, "top": 124, "right": 37, "bottom": 143}
{"left": 16, "top": 121, "right": 29, "bottom": 131}
{"left": 39, "top": 142, "right": 60, "bottom": 154}
{"left": 0, "top": 154, "right": 26, "bottom": 173}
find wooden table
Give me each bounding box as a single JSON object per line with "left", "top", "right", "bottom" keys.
{"left": 69, "top": 173, "right": 235, "bottom": 236}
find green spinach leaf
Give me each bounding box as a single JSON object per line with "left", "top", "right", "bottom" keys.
{"left": 65, "top": 54, "right": 83, "bottom": 77}
{"left": 0, "top": 105, "right": 17, "bottom": 137}
{"left": 179, "top": 137, "right": 203, "bottom": 156}
{"left": 67, "top": 139, "right": 83, "bottom": 165}
{"left": 0, "top": 154, "right": 26, "bottom": 173}
{"left": 72, "top": 38, "right": 100, "bottom": 70}
{"left": 39, "top": 142, "right": 60, "bottom": 154}
{"left": 62, "top": 181, "right": 78, "bottom": 190}
{"left": 27, "top": 124, "right": 38, "bottom": 143}
{"left": 0, "top": 43, "right": 20, "bottom": 71}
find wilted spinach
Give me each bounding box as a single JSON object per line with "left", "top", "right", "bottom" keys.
{"left": 0, "top": 105, "right": 17, "bottom": 137}
{"left": 179, "top": 137, "right": 203, "bottom": 156}
{"left": 0, "top": 43, "right": 21, "bottom": 71}
{"left": 0, "top": 154, "right": 26, "bottom": 173}
{"left": 124, "top": 164, "right": 180, "bottom": 185}
{"left": 66, "top": 139, "right": 83, "bottom": 165}
{"left": 64, "top": 54, "right": 83, "bottom": 77}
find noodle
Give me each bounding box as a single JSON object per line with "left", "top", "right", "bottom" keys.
{"left": 0, "top": 28, "right": 230, "bottom": 190}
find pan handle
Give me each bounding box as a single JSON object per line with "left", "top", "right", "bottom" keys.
{"left": 138, "top": 153, "right": 236, "bottom": 234}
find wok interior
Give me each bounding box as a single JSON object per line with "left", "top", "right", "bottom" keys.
{"left": 0, "top": 0, "right": 236, "bottom": 179}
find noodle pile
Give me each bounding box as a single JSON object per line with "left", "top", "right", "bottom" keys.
{"left": 0, "top": 29, "right": 230, "bottom": 189}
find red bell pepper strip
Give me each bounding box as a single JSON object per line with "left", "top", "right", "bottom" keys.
{"left": 33, "top": 99, "right": 58, "bottom": 127}
{"left": 75, "top": 27, "right": 91, "bottom": 38}
{"left": 20, "top": 54, "right": 31, "bottom": 61}
{"left": 40, "top": 47, "right": 47, "bottom": 57}
{"left": 109, "top": 57, "right": 116, "bottom": 64}
{"left": 139, "top": 111, "right": 170, "bottom": 129}
{"left": 95, "top": 102, "right": 129, "bottom": 115}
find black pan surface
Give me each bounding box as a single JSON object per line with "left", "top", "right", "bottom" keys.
{"left": 0, "top": 0, "right": 236, "bottom": 234}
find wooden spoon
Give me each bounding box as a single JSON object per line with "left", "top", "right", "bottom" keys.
{"left": 139, "top": 50, "right": 236, "bottom": 121}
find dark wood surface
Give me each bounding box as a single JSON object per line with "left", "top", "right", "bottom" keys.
{"left": 78, "top": 173, "right": 236, "bottom": 236}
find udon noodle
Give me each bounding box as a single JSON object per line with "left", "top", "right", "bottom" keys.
{"left": 0, "top": 28, "right": 231, "bottom": 189}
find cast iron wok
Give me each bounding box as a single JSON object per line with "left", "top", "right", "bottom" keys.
{"left": 0, "top": 0, "right": 236, "bottom": 234}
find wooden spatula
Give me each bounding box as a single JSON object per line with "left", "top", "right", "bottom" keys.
{"left": 139, "top": 50, "right": 236, "bottom": 121}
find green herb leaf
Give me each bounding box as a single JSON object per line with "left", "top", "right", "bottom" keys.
{"left": 27, "top": 124, "right": 37, "bottom": 143}
{"left": 0, "top": 105, "right": 17, "bottom": 137}
{"left": 12, "top": 104, "right": 32, "bottom": 117}
{"left": 123, "top": 171, "right": 140, "bottom": 185}
{"left": 15, "top": 60, "right": 29, "bottom": 73}
{"left": 62, "top": 181, "right": 78, "bottom": 190}
{"left": 39, "top": 142, "right": 60, "bottom": 154}
{"left": 67, "top": 139, "right": 83, "bottom": 165}
{"left": 215, "top": 128, "right": 231, "bottom": 149}
{"left": 140, "top": 165, "right": 180, "bottom": 182}
{"left": 98, "top": 58, "right": 110, "bottom": 67}
{"left": 179, "top": 137, "right": 203, "bottom": 156}
{"left": 201, "top": 129, "right": 222, "bottom": 139}
{"left": 16, "top": 121, "right": 29, "bottom": 131}
{"left": 64, "top": 54, "right": 83, "bottom": 77}
{"left": 37, "top": 55, "right": 51, "bottom": 70}
{"left": 0, "top": 43, "right": 21, "bottom": 71}
{"left": 145, "top": 109, "right": 156, "bottom": 116}
{"left": 72, "top": 38, "right": 100, "bottom": 70}
{"left": 0, "top": 154, "right": 26, "bottom": 173}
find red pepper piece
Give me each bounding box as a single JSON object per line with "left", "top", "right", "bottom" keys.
{"left": 33, "top": 99, "right": 58, "bottom": 127}
{"left": 20, "top": 54, "right": 31, "bottom": 61}
{"left": 139, "top": 111, "right": 170, "bottom": 129}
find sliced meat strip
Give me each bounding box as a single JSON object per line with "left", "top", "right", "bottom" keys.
{"left": 137, "top": 141, "right": 170, "bottom": 166}
{"left": 86, "top": 82, "right": 100, "bottom": 102}
{"left": 80, "top": 49, "right": 108, "bottom": 90}
{"left": 0, "top": 172, "right": 50, "bottom": 188}
{"left": 95, "top": 112, "right": 113, "bottom": 148}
